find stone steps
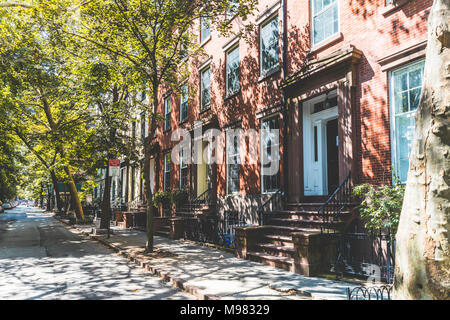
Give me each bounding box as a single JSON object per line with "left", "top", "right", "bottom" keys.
{"left": 247, "top": 251, "right": 295, "bottom": 273}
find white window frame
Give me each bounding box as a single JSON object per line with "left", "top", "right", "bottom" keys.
{"left": 164, "top": 153, "right": 171, "bottom": 191}
{"left": 260, "top": 114, "right": 281, "bottom": 194}
{"left": 200, "top": 67, "right": 211, "bottom": 111}
{"left": 311, "top": 0, "right": 340, "bottom": 47}
{"left": 179, "top": 150, "right": 188, "bottom": 189}
{"left": 164, "top": 96, "right": 171, "bottom": 131}
{"left": 389, "top": 59, "right": 425, "bottom": 184}
{"left": 259, "top": 15, "right": 279, "bottom": 75}
{"left": 226, "top": 45, "right": 240, "bottom": 96}
{"left": 180, "top": 84, "right": 188, "bottom": 122}
{"left": 200, "top": 16, "right": 211, "bottom": 45}
{"left": 226, "top": 131, "right": 240, "bottom": 195}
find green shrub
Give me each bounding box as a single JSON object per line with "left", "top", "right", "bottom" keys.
{"left": 153, "top": 191, "right": 171, "bottom": 208}
{"left": 353, "top": 181, "right": 405, "bottom": 239}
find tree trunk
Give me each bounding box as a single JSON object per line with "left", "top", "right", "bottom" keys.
{"left": 100, "top": 165, "right": 111, "bottom": 229}
{"left": 143, "top": 86, "right": 159, "bottom": 252}
{"left": 64, "top": 165, "right": 85, "bottom": 221}
{"left": 50, "top": 170, "right": 62, "bottom": 213}
{"left": 393, "top": 0, "right": 450, "bottom": 300}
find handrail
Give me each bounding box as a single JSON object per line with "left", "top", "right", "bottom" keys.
{"left": 190, "top": 187, "right": 212, "bottom": 207}
{"left": 257, "top": 189, "right": 284, "bottom": 226}
{"left": 318, "top": 172, "right": 352, "bottom": 233}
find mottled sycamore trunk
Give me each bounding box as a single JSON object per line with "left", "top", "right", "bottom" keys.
{"left": 394, "top": 0, "right": 450, "bottom": 300}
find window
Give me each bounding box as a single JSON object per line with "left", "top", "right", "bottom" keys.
{"left": 179, "top": 150, "right": 188, "bottom": 189}
{"left": 164, "top": 153, "right": 171, "bottom": 191}
{"left": 260, "top": 16, "right": 279, "bottom": 75}
{"left": 180, "top": 84, "right": 188, "bottom": 122}
{"left": 200, "top": 67, "right": 211, "bottom": 111}
{"left": 261, "top": 116, "right": 280, "bottom": 193}
{"left": 131, "top": 166, "right": 136, "bottom": 200}
{"left": 311, "top": 0, "right": 339, "bottom": 46}
{"left": 200, "top": 16, "right": 211, "bottom": 44}
{"left": 226, "top": 46, "right": 240, "bottom": 96}
{"left": 164, "top": 96, "right": 171, "bottom": 131}
{"left": 390, "top": 60, "right": 424, "bottom": 183}
{"left": 227, "top": 133, "right": 240, "bottom": 194}
{"left": 226, "top": 0, "right": 239, "bottom": 19}
{"left": 140, "top": 112, "right": 147, "bottom": 140}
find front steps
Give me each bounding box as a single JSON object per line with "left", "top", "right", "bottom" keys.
{"left": 244, "top": 202, "right": 354, "bottom": 274}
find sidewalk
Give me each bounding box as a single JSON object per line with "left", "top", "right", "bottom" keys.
{"left": 56, "top": 216, "right": 357, "bottom": 300}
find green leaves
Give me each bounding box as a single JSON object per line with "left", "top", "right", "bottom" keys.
{"left": 353, "top": 182, "right": 405, "bottom": 239}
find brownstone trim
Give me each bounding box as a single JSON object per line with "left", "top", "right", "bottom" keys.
{"left": 378, "top": 40, "right": 427, "bottom": 72}
{"left": 380, "top": 0, "right": 410, "bottom": 17}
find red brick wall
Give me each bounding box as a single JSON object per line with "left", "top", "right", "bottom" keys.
{"left": 153, "top": 0, "right": 432, "bottom": 195}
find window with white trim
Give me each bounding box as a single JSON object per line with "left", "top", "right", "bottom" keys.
{"left": 311, "top": 0, "right": 339, "bottom": 46}
{"left": 200, "top": 67, "right": 211, "bottom": 111}
{"left": 226, "top": 46, "right": 240, "bottom": 96}
{"left": 164, "top": 153, "right": 171, "bottom": 191}
{"left": 390, "top": 60, "right": 424, "bottom": 183}
{"left": 164, "top": 96, "right": 171, "bottom": 131}
{"left": 179, "top": 150, "right": 188, "bottom": 189}
{"left": 200, "top": 16, "right": 211, "bottom": 44}
{"left": 261, "top": 116, "right": 280, "bottom": 193}
{"left": 227, "top": 133, "right": 240, "bottom": 194}
{"left": 180, "top": 84, "right": 188, "bottom": 122}
{"left": 260, "top": 16, "right": 279, "bottom": 75}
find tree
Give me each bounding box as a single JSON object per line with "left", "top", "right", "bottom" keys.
{"left": 56, "top": 0, "right": 258, "bottom": 251}
{"left": 0, "top": 6, "right": 90, "bottom": 219}
{"left": 394, "top": 0, "right": 450, "bottom": 300}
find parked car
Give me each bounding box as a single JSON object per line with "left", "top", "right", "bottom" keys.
{"left": 2, "top": 202, "right": 12, "bottom": 210}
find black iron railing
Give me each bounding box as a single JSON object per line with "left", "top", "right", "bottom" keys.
{"left": 182, "top": 211, "right": 246, "bottom": 248}
{"left": 318, "top": 172, "right": 353, "bottom": 232}
{"left": 257, "top": 189, "right": 284, "bottom": 226}
{"left": 347, "top": 285, "right": 393, "bottom": 300}
{"left": 190, "top": 187, "right": 212, "bottom": 209}
{"left": 331, "top": 232, "right": 395, "bottom": 283}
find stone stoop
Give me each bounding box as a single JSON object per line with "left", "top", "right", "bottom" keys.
{"left": 235, "top": 202, "right": 354, "bottom": 276}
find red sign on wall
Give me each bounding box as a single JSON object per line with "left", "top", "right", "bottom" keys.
{"left": 109, "top": 159, "right": 120, "bottom": 167}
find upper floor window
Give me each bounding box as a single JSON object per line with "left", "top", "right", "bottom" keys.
{"left": 180, "top": 84, "right": 188, "bottom": 122}
{"left": 164, "top": 96, "right": 171, "bottom": 131}
{"left": 260, "top": 16, "right": 279, "bottom": 75}
{"left": 200, "top": 16, "right": 211, "bottom": 44}
{"left": 226, "top": 0, "right": 240, "bottom": 19}
{"left": 226, "top": 46, "right": 240, "bottom": 96}
{"left": 390, "top": 60, "right": 424, "bottom": 183}
{"left": 164, "top": 153, "right": 171, "bottom": 191}
{"left": 200, "top": 67, "right": 211, "bottom": 111}
{"left": 311, "top": 0, "right": 339, "bottom": 46}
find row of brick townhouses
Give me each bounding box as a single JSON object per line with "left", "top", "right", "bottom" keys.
{"left": 145, "top": 0, "right": 430, "bottom": 216}
{"left": 99, "top": 0, "right": 432, "bottom": 275}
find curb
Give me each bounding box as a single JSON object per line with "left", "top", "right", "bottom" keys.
{"left": 54, "top": 217, "right": 221, "bottom": 300}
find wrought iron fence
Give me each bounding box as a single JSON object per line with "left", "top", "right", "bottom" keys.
{"left": 257, "top": 189, "right": 284, "bottom": 226}
{"left": 331, "top": 232, "right": 395, "bottom": 283}
{"left": 347, "top": 285, "right": 393, "bottom": 300}
{"left": 182, "top": 211, "right": 247, "bottom": 248}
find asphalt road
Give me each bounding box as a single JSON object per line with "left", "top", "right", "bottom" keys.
{"left": 0, "top": 206, "right": 194, "bottom": 300}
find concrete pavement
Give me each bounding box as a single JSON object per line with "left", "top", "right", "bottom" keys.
{"left": 62, "top": 215, "right": 358, "bottom": 300}
{"left": 0, "top": 206, "right": 194, "bottom": 300}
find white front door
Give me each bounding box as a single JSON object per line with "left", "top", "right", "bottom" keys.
{"left": 303, "top": 93, "right": 338, "bottom": 196}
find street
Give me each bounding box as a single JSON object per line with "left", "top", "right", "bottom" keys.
{"left": 0, "top": 206, "right": 194, "bottom": 300}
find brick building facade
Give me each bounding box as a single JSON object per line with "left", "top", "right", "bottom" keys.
{"left": 148, "top": 0, "right": 431, "bottom": 225}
